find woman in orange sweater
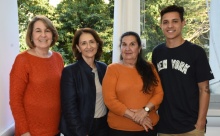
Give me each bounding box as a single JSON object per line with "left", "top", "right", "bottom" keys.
{"left": 10, "top": 15, "right": 64, "bottom": 136}
{"left": 103, "top": 31, "right": 164, "bottom": 136}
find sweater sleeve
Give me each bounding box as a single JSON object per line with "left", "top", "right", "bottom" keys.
{"left": 148, "top": 64, "right": 164, "bottom": 110}
{"left": 9, "top": 54, "right": 30, "bottom": 134}
{"left": 102, "top": 64, "right": 127, "bottom": 116}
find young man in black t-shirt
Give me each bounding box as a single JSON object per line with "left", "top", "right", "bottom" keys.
{"left": 152, "top": 5, "right": 214, "bottom": 136}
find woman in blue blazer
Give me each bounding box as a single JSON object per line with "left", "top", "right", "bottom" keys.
{"left": 59, "top": 28, "right": 109, "bottom": 136}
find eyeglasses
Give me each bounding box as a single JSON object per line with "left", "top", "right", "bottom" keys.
{"left": 79, "top": 40, "right": 97, "bottom": 46}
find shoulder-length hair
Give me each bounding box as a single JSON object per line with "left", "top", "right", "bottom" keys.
{"left": 72, "top": 28, "right": 103, "bottom": 60}
{"left": 26, "top": 15, "right": 58, "bottom": 48}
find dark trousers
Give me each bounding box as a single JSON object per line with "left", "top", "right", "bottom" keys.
{"left": 109, "top": 126, "right": 157, "bottom": 136}
{"left": 88, "top": 115, "right": 109, "bottom": 136}
{"left": 55, "top": 133, "right": 60, "bottom": 136}
{"left": 62, "top": 115, "right": 109, "bottom": 136}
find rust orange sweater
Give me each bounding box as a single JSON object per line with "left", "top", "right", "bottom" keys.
{"left": 103, "top": 63, "right": 163, "bottom": 131}
{"left": 10, "top": 51, "right": 64, "bottom": 136}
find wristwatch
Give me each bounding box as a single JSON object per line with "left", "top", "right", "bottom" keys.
{"left": 144, "top": 106, "right": 150, "bottom": 112}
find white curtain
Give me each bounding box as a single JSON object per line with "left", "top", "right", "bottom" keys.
{"left": 208, "top": 0, "right": 220, "bottom": 94}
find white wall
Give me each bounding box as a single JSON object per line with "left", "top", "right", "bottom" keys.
{"left": 0, "top": 0, "right": 19, "bottom": 135}
{"left": 209, "top": 0, "right": 220, "bottom": 94}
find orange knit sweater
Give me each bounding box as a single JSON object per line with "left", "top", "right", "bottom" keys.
{"left": 103, "top": 63, "right": 163, "bottom": 131}
{"left": 10, "top": 51, "right": 64, "bottom": 136}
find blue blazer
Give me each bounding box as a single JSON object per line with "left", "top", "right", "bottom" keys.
{"left": 59, "top": 58, "right": 107, "bottom": 136}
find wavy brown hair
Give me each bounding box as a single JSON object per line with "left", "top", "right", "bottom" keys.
{"left": 72, "top": 28, "right": 103, "bottom": 60}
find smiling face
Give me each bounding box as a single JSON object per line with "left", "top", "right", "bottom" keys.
{"left": 160, "top": 11, "right": 185, "bottom": 41}
{"left": 120, "top": 35, "right": 141, "bottom": 63}
{"left": 77, "top": 33, "right": 98, "bottom": 60}
{"left": 32, "top": 20, "right": 53, "bottom": 49}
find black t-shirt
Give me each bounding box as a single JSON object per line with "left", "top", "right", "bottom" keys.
{"left": 152, "top": 40, "right": 214, "bottom": 134}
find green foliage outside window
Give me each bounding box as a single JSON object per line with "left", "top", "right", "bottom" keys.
{"left": 17, "top": 0, "right": 210, "bottom": 65}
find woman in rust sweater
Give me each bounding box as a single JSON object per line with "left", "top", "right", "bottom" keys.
{"left": 10, "top": 15, "right": 64, "bottom": 136}
{"left": 103, "top": 31, "right": 164, "bottom": 136}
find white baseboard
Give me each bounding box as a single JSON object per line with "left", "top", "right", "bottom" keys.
{"left": 207, "top": 109, "right": 220, "bottom": 117}
{"left": 0, "top": 123, "right": 14, "bottom": 136}
{"left": 207, "top": 116, "right": 220, "bottom": 127}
